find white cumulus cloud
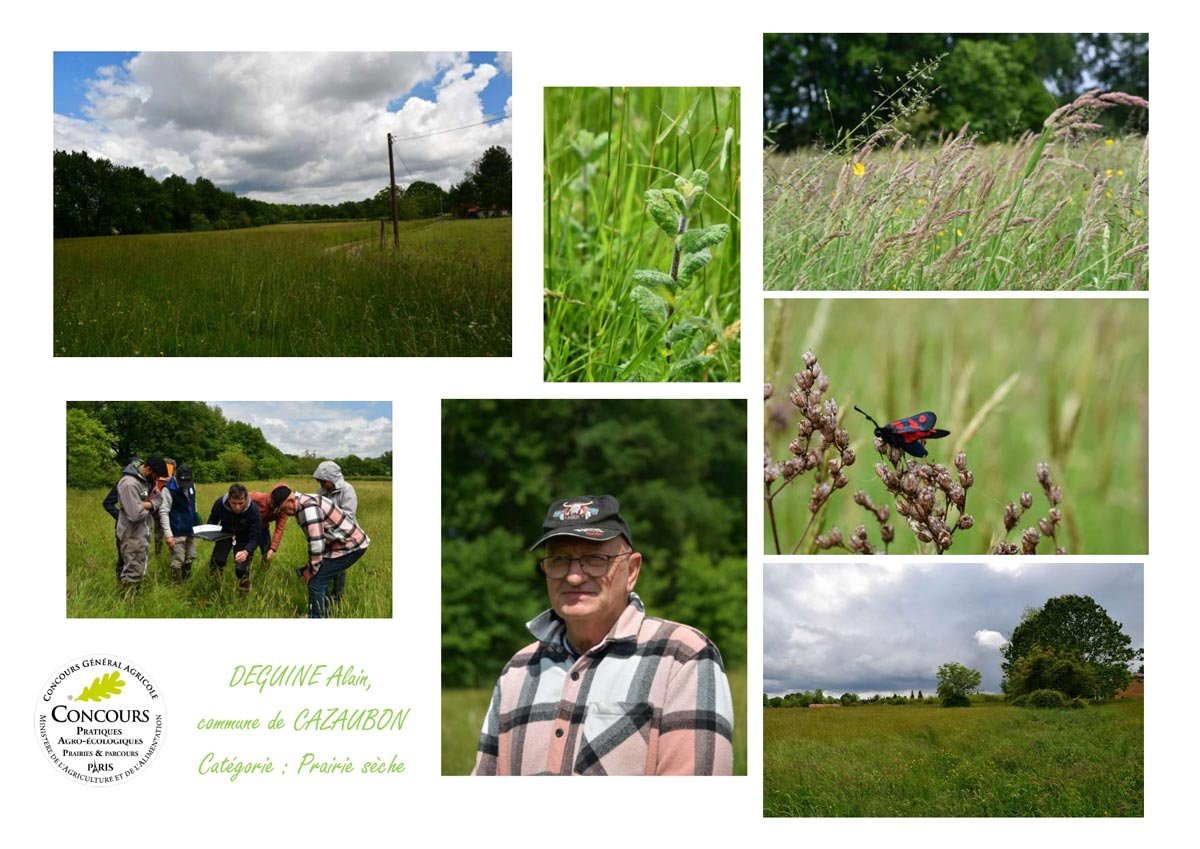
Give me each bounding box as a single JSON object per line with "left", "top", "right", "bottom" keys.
{"left": 974, "top": 629, "right": 1008, "bottom": 650}
{"left": 55, "top": 52, "right": 513, "bottom": 204}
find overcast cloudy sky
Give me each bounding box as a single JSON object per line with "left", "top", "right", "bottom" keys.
{"left": 210, "top": 401, "right": 392, "bottom": 458}
{"left": 764, "top": 562, "right": 1144, "bottom": 697}
{"left": 54, "top": 51, "right": 512, "bottom": 204}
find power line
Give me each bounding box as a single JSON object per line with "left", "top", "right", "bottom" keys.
{"left": 388, "top": 113, "right": 509, "bottom": 144}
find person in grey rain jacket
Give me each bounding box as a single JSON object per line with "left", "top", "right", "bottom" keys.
{"left": 114, "top": 456, "right": 169, "bottom": 593}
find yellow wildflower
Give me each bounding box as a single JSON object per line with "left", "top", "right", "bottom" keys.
{"left": 894, "top": 206, "right": 902, "bottom": 214}
{"left": 1117, "top": 169, "right": 1125, "bottom": 177}
{"left": 1106, "top": 168, "right": 1114, "bottom": 178}
{"left": 1134, "top": 209, "right": 1143, "bottom": 218}
{"left": 1105, "top": 138, "right": 1115, "bottom": 147}
{"left": 853, "top": 162, "right": 865, "bottom": 177}
{"left": 956, "top": 228, "right": 963, "bottom": 237}
{"left": 937, "top": 230, "right": 945, "bottom": 237}
{"left": 917, "top": 198, "right": 927, "bottom": 207}
{"left": 1106, "top": 190, "right": 1114, "bottom": 199}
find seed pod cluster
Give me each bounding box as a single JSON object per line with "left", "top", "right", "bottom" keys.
{"left": 991, "top": 462, "right": 1068, "bottom": 555}
{"left": 871, "top": 448, "right": 974, "bottom": 554}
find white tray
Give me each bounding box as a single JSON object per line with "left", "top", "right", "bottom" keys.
{"left": 192, "top": 524, "right": 232, "bottom": 542}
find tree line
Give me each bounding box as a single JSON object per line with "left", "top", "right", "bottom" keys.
{"left": 765, "top": 594, "right": 1141, "bottom": 708}
{"left": 66, "top": 402, "right": 392, "bottom": 488}
{"left": 53, "top": 144, "right": 512, "bottom": 238}
{"left": 441, "top": 399, "right": 747, "bottom": 686}
{"left": 764, "top": 34, "right": 1149, "bottom": 150}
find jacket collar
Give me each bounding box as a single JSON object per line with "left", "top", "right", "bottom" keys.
{"left": 526, "top": 592, "right": 646, "bottom": 652}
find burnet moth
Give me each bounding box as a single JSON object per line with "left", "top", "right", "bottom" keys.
{"left": 854, "top": 406, "right": 950, "bottom": 459}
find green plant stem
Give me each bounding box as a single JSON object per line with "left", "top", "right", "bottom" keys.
{"left": 980, "top": 127, "right": 1050, "bottom": 288}
{"left": 766, "top": 486, "right": 782, "bottom": 555}
{"left": 665, "top": 214, "right": 688, "bottom": 362}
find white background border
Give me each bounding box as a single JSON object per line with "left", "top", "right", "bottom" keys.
{"left": 3, "top": 1, "right": 1186, "bottom": 842}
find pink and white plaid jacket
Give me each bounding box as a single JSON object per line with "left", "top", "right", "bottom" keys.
{"left": 292, "top": 493, "right": 370, "bottom": 572}
{"left": 472, "top": 594, "right": 734, "bottom": 775}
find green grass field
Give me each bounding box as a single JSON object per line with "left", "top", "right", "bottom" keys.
{"left": 764, "top": 700, "right": 1143, "bottom": 816}
{"left": 67, "top": 479, "right": 391, "bottom": 618}
{"left": 441, "top": 667, "right": 747, "bottom": 775}
{"left": 544, "top": 87, "right": 740, "bottom": 382}
{"left": 765, "top": 134, "right": 1147, "bottom": 290}
{"left": 55, "top": 218, "right": 511, "bottom": 357}
{"left": 765, "top": 298, "right": 1147, "bottom": 554}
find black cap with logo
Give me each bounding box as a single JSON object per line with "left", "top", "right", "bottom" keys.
{"left": 528, "top": 495, "right": 632, "bottom": 550}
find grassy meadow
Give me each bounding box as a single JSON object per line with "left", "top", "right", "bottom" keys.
{"left": 66, "top": 479, "right": 392, "bottom": 618}
{"left": 765, "top": 299, "right": 1148, "bottom": 554}
{"left": 765, "top": 133, "right": 1147, "bottom": 291}
{"left": 544, "top": 87, "right": 741, "bottom": 382}
{"left": 55, "top": 218, "right": 511, "bottom": 357}
{"left": 441, "top": 667, "right": 748, "bottom": 775}
{"left": 764, "top": 700, "right": 1143, "bottom": 816}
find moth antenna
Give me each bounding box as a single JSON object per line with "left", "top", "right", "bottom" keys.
{"left": 853, "top": 405, "right": 882, "bottom": 429}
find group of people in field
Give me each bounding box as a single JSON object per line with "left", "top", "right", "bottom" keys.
{"left": 103, "top": 458, "right": 369, "bottom": 618}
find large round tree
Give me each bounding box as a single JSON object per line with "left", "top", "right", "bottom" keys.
{"left": 1001, "top": 595, "right": 1141, "bottom": 699}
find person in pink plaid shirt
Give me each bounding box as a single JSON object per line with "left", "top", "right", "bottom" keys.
{"left": 472, "top": 495, "right": 734, "bottom": 775}
{"left": 284, "top": 489, "right": 370, "bottom": 618}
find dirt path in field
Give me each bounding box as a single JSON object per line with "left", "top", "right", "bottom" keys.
{"left": 322, "top": 219, "right": 450, "bottom": 255}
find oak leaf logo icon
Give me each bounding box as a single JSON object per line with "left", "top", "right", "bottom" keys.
{"left": 76, "top": 671, "right": 125, "bottom": 702}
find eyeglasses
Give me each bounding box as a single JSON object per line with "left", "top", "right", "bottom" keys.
{"left": 538, "top": 552, "right": 630, "bottom": 579}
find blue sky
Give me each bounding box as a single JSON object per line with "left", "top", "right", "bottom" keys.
{"left": 388, "top": 51, "right": 510, "bottom": 117}
{"left": 53, "top": 52, "right": 513, "bottom": 203}
{"left": 209, "top": 401, "right": 393, "bottom": 458}
{"left": 53, "top": 52, "right": 136, "bottom": 117}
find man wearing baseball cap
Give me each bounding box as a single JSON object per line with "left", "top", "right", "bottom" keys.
{"left": 472, "top": 495, "right": 734, "bottom": 776}
{"left": 114, "top": 455, "right": 169, "bottom": 595}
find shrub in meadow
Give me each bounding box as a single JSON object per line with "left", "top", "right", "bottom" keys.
{"left": 1022, "top": 689, "right": 1070, "bottom": 709}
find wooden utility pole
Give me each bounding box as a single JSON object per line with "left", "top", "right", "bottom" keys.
{"left": 387, "top": 132, "right": 400, "bottom": 248}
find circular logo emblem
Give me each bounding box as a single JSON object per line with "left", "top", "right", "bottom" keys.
{"left": 35, "top": 655, "right": 166, "bottom": 785}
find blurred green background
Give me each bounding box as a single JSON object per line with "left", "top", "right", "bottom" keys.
{"left": 544, "top": 87, "right": 741, "bottom": 381}
{"left": 765, "top": 299, "right": 1147, "bottom": 554}
{"left": 441, "top": 398, "right": 746, "bottom": 774}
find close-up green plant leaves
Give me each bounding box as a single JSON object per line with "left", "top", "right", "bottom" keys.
{"left": 545, "top": 87, "right": 740, "bottom": 382}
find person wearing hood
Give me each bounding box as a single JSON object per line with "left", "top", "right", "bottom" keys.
{"left": 313, "top": 461, "right": 358, "bottom": 521}
{"left": 207, "top": 483, "right": 262, "bottom": 595}
{"left": 313, "top": 461, "right": 359, "bottom": 604}
{"left": 114, "top": 455, "right": 169, "bottom": 593}
{"left": 250, "top": 483, "right": 296, "bottom": 566}
{"left": 103, "top": 456, "right": 139, "bottom": 580}
{"left": 157, "top": 463, "right": 201, "bottom": 583}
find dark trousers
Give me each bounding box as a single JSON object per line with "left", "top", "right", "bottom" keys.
{"left": 210, "top": 538, "right": 253, "bottom": 579}
{"left": 307, "top": 548, "right": 366, "bottom": 619}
